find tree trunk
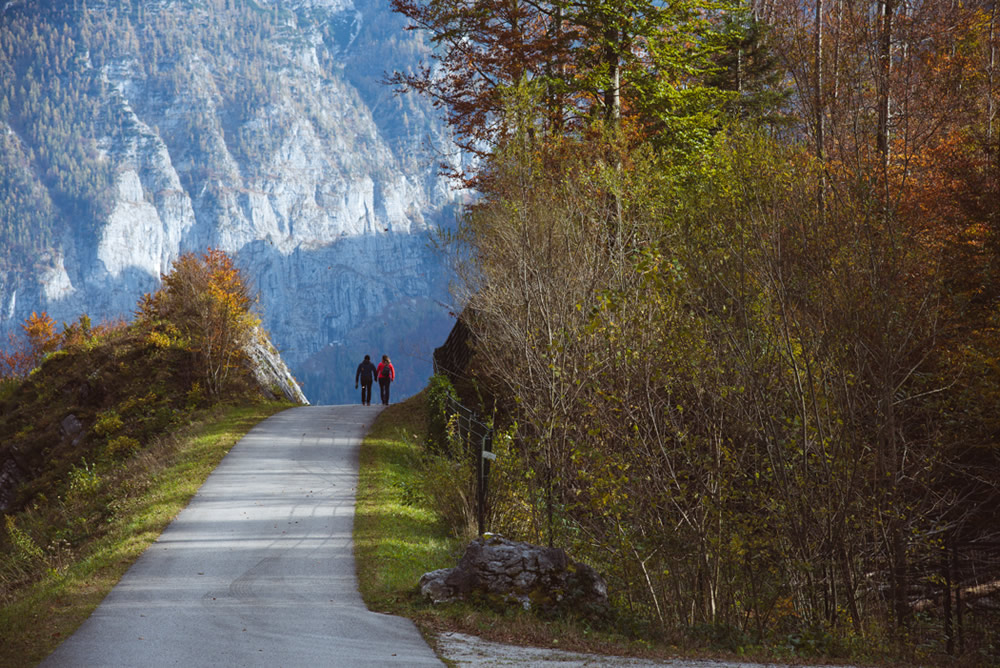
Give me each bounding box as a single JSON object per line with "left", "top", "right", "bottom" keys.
{"left": 989, "top": 4, "right": 997, "bottom": 145}
{"left": 815, "top": 0, "right": 825, "bottom": 162}
{"left": 815, "top": 0, "right": 826, "bottom": 221}
{"left": 547, "top": 3, "right": 565, "bottom": 133}
{"left": 876, "top": 0, "right": 895, "bottom": 168}
{"left": 944, "top": 537, "right": 954, "bottom": 655}
{"left": 604, "top": 26, "right": 621, "bottom": 122}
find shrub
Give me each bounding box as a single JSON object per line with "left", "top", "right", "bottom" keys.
{"left": 0, "top": 377, "right": 19, "bottom": 402}
{"left": 3, "top": 516, "right": 44, "bottom": 566}
{"left": 420, "top": 413, "right": 477, "bottom": 538}
{"left": 105, "top": 436, "right": 141, "bottom": 460}
{"left": 186, "top": 382, "right": 205, "bottom": 409}
{"left": 425, "top": 373, "right": 457, "bottom": 454}
{"left": 1, "top": 516, "right": 47, "bottom": 590}
{"left": 480, "top": 423, "right": 537, "bottom": 539}
{"left": 65, "top": 459, "right": 101, "bottom": 502}
{"left": 92, "top": 410, "right": 123, "bottom": 438}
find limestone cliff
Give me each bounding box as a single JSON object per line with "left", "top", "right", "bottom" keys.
{"left": 0, "top": 0, "right": 463, "bottom": 404}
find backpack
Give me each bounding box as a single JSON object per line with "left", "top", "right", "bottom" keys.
{"left": 380, "top": 363, "right": 392, "bottom": 381}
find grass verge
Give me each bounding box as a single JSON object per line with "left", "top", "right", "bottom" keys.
{"left": 0, "top": 400, "right": 292, "bottom": 668}
{"left": 354, "top": 392, "right": 460, "bottom": 613}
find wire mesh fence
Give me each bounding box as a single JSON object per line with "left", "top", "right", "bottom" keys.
{"left": 913, "top": 540, "right": 1000, "bottom": 656}
{"left": 442, "top": 394, "right": 493, "bottom": 536}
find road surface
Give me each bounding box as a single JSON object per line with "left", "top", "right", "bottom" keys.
{"left": 42, "top": 405, "right": 442, "bottom": 667}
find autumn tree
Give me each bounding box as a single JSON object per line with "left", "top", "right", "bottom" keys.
{"left": 768, "top": 0, "right": 1000, "bottom": 627}
{"left": 0, "top": 311, "right": 61, "bottom": 378}
{"left": 137, "top": 249, "right": 259, "bottom": 397}
{"left": 388, "top": 0, "right": 738, "bottom": 166}
{"left": 4, "top": 309, "right": 63, "bottom": 385}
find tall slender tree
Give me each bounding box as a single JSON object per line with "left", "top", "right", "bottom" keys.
{"left": 388, "top": 0, "right": 737, "bottom": 164}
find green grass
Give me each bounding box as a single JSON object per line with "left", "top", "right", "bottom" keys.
{"left": 0, "top": 401, "right": 292, "bottom": 668}
{"left": 354, "top": 392, "right": 462, "bottom": 612}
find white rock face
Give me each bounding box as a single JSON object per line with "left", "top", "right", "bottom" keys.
{"left": 0, "top": 0, "right": 465, "bottom": 404}
{"left": 99, "top": 171, "right": 168, "bottom": 279}
{"left": 40, "top": 255, "right": 76, "bottom": 302}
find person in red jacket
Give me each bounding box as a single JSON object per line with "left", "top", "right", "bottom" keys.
{"left": 376, "top": 354, "right": 395, "bottom": 405}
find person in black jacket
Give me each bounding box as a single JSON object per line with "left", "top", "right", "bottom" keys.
{"left": 355, "top": 355, "right": 378, "bottom": 406}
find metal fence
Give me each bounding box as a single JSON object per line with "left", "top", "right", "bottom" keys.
{"left": 443, "top": 394, "right": 493, "bottom": 536}
{"left": 432, "top": 330, "right": 495, "bottom": 536}
{"left": 925, "top": 540, "right": 1000, "bottom": 656}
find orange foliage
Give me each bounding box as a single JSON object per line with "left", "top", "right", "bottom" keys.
{"left": 138, "top": 248, "right": 259, "bottom": 396}
{"left": 23, "top": 311, "right": 59, "bottom": 355}
{"left": 0, "top": 331, "right": 33, "bottom": 378}
{"left": 1, "top": 311, "right": 61, "bottom": 378}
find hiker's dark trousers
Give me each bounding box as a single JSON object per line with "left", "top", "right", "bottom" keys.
{"left": 379, "top": 378, "right": 391, "bottom": 405}
{"left": 360, "top": 381, "right": 372, "bottom": 405}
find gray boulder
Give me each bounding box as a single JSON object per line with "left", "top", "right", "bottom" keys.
{"left": 60, "top": 414, "right": 84, "bottom": 446}
{"left": 419, "top": 534, "right": 608, "bottom": 618}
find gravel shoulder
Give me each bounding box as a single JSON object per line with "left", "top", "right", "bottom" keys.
{"left": 434, "top": 632, "right": 852, "bottom": 668}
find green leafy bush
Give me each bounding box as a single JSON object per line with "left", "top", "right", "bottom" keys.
{"left": 92, "top": 410, "right": 123, "bottom": 438}
{"left": 66, "top": 459, "right": 101, "bottom": 502}
{"left": 0, "top": 377, "right": 19, "bottom": 402}
{"left": 105, "top": 436, "right": 141, "bottom": 461}
{"left": 420, "top": 413, "right": 476, "bottom": 538}
{"left": 425, "top": 373, "right": 457, "bottom": 454}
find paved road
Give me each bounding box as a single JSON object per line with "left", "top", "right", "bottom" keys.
{"left": 42, "top": 405, "right": 442, "bottom": 668}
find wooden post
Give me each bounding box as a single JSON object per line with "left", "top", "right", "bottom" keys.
{"left": 944, "top": 538, "right": 953, "bottom": 655}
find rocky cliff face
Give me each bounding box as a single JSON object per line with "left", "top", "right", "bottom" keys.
{"left": 0, "top": 0, "right": 463, "bottom": 404}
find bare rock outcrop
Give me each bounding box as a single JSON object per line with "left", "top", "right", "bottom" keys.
{"left": 420, "top": 535, "right": 608, "bottom": 619}
{"left": 244, "top": 327, "right": 309, "bottom": 405}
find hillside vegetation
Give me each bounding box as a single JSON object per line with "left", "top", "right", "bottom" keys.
{"left": 0, "top": 249, "right": 297, "bottom": 664}
{"left": 397, "top": 0, "right": 1000, "bottom": 663}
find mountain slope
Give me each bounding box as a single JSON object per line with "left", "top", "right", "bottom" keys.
{"left": 0, "top": 0, "right": 462, "bottom": 404}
